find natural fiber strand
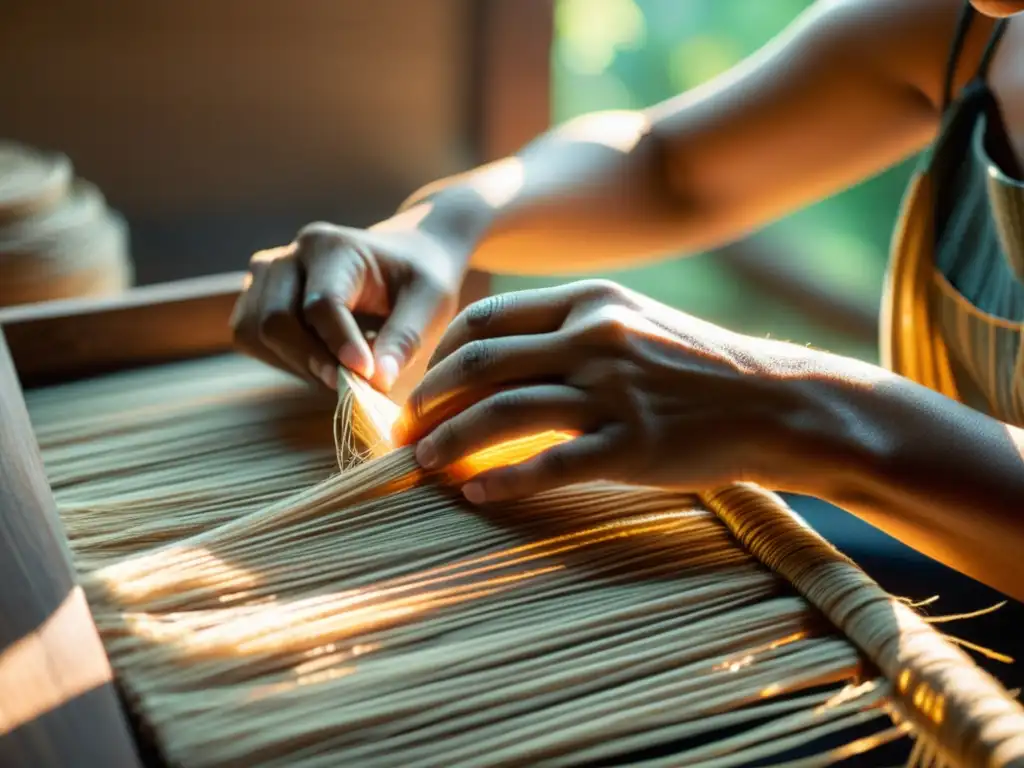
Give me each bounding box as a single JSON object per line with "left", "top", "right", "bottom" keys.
{"left": 24, "top": 354, "right": 1024, "bottom": 767}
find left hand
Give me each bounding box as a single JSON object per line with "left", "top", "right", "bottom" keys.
{"left": 394, "top": 280, "right": 830, "bottom": 503}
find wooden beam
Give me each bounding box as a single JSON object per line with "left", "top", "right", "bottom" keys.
{"left": 0, "top": 331, "right": 143, "bottom": 767}
{"left": 2, "top": 268, "right": 496, "bottom": 391}
{"left": 0, "top": 272, "right": 245, "bottom": 387}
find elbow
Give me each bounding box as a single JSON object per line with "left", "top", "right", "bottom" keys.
{"left": 549, "top": 109, "right": 654, "bottom": 154}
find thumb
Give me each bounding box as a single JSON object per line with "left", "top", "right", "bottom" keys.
{"left": 372, "top": 281, "right": 449, "bottom": 392}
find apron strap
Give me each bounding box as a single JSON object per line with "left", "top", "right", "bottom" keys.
{"left": 975, "top": 18, "right": 1010, "bottom": 83}
{"left": 941, "top": 3, "right": 1011, "bottom": 113}
{"left": 941, "top": 3, "right": 977, "bottom": 113}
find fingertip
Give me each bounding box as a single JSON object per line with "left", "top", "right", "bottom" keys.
{"left": 338, "top": 343, "right": 374, "bottom": 380}
{"left": 322, "top": 364, "right": 339, "bottom": 390}
{"left": 389, "top": 416, "right": 408, "bottom": 446}
{"left": 308, "top": 357, "right": 338, "bottom": 390}
{"left": 414, "top": 438, "right": 438, "bottom": 470}
{"left": 376, "top": 354, "right": 400, "bottom": 391}
{"left": 462, "top": 481, "right": 487, "bottom": 505}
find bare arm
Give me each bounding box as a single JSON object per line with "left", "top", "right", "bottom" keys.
{"left": 790, "top": 357, "right": 1024, "bottom": 603}
{"left": 232, "top": 0, "right": 995, "bottom": 392}
{"left": 396, "top": 0, "right": 987, "bottom": 276}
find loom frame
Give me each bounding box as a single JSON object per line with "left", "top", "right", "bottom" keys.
{"left": 0, "top": 269, "right": 493, "bottom": 767}
{"left": 6, "top": 273, "right": 1024, "bottom": 767}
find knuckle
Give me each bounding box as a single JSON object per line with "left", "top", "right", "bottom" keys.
{"left": 257, "top": 308, "right": 296, "bottom": 344}
{"left": 572, "top": 314, "right": 631, "bottom": 348}
{"left": 302, "top": 292, "right": 344, "bottom": 325}
{"left": 462, "top": 294, "right": 508, "bottom": 331}
{"left": 537, "top": 448, "right": 570, "bottom": 477}
{"left": 486, "top": 390, "right": 525, "bottom": 419}
{"left": 381, "top": 326, "right": 423, "bottom": 362}
{"left": 295, "top": 222, "right": 349, "bottom": 258}
{"left": 456, "top": 340, "right": 493, "bottom": 377}
{"left": 296, "top": 221, "right": 340, "bottom": 244}
{"left": 430, "top": 420, "right": 459, "bottom": 455}
{"left": 577, "top": 278, "right": 624, "bottom": 303}
{"left": 248, "top": 245, "right": 291, "bottom": 269}
{"left": 573, "top": 359, "right": 635, "bottom": 391}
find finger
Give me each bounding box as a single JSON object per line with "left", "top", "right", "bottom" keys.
{"left": 258, "top": 257, "right": 338, "bottom": 388}
{"left": 372, "top": 280, "right": 449, "bottom": 392}
{"left": 232, "top": 248, "right": 297, "bottom": 372}
{"left": 300, "top": 235, "right": 376, "bottom": 380}
{"left": 460, "top": 432, "right": 618, "bottom": 504}
{"left": 428, "top": 285, "right": 586, "bottom": 370}
{"left": 412, "top": 385, "right": 596, "bottom": 470}
{"left": 399, "top": 333, "right": 574, "bottom": 443}
{"left": 231, "top": 260, "right": 268, "bottom": 356}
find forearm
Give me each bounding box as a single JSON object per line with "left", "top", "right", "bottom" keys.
{"left": 394, "top": 111, "right": 700, "bottom": 277}
{"left": 791, "top": 358, "right": 1024, "bottom": 601}
{"left": 385, "top": 0, "right": 962, "bottom": 279}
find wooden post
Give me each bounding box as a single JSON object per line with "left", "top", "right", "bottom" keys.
{"left": 0, "top": 331, "right": 142, "bottom": 767}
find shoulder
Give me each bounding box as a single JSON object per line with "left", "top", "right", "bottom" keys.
{"left": 803, "top": 0, "right": 994, "bottom": 113}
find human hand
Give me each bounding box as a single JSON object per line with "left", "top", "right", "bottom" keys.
{"left": 394, "top": 280, "right": 826, "bottom": 502}
{"left": 231, "top": 214, "right": 467, "bottom": 393}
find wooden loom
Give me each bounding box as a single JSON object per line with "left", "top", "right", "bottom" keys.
{"left": 1, "top": 275, "right": 1023, "bottom": 768}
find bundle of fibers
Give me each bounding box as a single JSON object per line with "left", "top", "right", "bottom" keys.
{"left": 24, "top": 356, "right": 1024, "bottom": 767}
{"left": 0, "top": 141, "right": 132, "bottom": 307}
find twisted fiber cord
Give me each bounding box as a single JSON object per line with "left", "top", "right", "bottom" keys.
{"left": 24, "top": 356, "right": 980, "bottom": 766}
{"left": 0, "top": 142, "right": 72, "bottom": 223}
{"left": 702, "top": 486, "right": 1024, "bottom": 768}
{"left": 0, "top": 144, "right": 132, "bottom": 307}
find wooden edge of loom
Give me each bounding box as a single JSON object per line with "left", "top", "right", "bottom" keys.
{"left": 0, "top": 333, "right": 145, "bottom": 767}
{"left": 0, "top": 269, "right": 493, "bottom": 391}
{"left": 0, "top": 271, "right": 247, "bottom": 388}
{"left": 0, "top": 268, "right": 492, "bottom": 765}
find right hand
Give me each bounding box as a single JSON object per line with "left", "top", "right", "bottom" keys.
{"left": 231, "top": 218, "right": 466, "bottom": 393}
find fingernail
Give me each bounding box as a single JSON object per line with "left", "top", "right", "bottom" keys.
{"left": 462, "top": 481, "right": 486, "bottom": 504}
{"left": 310, "top": 357, "right": 337, "bottom": 390}
{"left": 320, "top": 364, "right": 338, "bottom": 390}
{"left": 378, "top": 355, "right": 399, "bottom": 390}
{"left": 415, "top": 439, "right": 438, "bottom": 469}
{"left": 339, "top": 343, "right": 373, "bottom": 379}
{"left": 390, "top": 416, "right": 407, "bottom": 446}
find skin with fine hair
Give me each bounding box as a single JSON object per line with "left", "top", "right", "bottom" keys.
{"left": 399, "top": 282, "right": 1024, "bottom": 603}
{"left": 233, "top": 0, "right": 1024, "bottom": 600}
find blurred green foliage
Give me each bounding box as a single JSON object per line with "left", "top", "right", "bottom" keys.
{"left": 493, "top": 0, "right": 919, "bottom": 361}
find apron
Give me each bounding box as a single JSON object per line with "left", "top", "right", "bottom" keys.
{"left": 881, "top": 7, "right": 1024, "bottom": 426}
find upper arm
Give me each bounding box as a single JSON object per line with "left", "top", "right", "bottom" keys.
{"left": 647, "top": 0, "right": 987, "bottom": 241}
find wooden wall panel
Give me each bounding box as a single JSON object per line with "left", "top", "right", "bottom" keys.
{"left": 0, "top": 0, "right": 553, "bottom": 285}
{"left": 0, "top": 0, "right": 473, "bottom": 214}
